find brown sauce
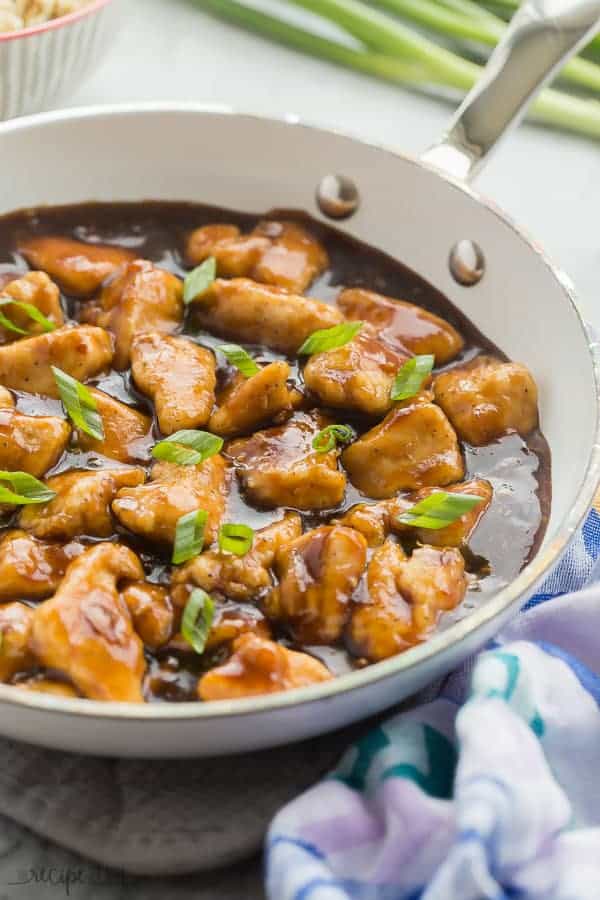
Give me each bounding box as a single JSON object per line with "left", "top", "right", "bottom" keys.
{"left": 0, "top": 202, "right": 551, "bottom": 697}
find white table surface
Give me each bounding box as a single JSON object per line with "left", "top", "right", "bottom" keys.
{"left": 2, "top": 1, "right": 599, "bottom": 896}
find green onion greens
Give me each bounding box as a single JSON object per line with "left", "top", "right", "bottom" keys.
{"left": 312, "top": 423, "right": 355, "bottom": 453}
{"left": 181, "top": 588, "right": 215, "bottom": 654}
{"left": 183, "top": 257, "right": 217, "bottom": 304}
{"left": 152, "top": 430, "right": 224, "bottom": 466}
{"left": 298, "top": 321, "right": 363, "bottom": 355}
{"left": 51, "top": 367, "right": 104, "bottom": 441}
{"left": 390, "top": 354, "right": 434, "bottom": 402}
{"left": 191, "top": 0, "right": 600, "bottom": 142}
{"left": 398, "top": 491, "right": 483, "bottom": 529}
{"left": 0, "top": 298, "right": 56, "bottom": 336}
{"left": 218, "top": 523, "right": 255, "bottom": 555}
{"left": 0, "top": 471, "right": 56, "bottom": 506}
{"left": 172, "top": 509, "right": 209, "bottom": 564}
{"left": 217, "top": 343, "right": 261, "bottom": 377}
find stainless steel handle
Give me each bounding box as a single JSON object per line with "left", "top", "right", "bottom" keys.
{"left": 423, "top": 0, "right": 600, "bottom": 181}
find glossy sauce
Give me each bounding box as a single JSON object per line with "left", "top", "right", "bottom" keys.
{"left": 0, "top": 202, "right": 551, "bottom": 696}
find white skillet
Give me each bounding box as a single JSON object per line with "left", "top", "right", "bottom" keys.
{"left": 0, "top": 0, "right": 598, "bottom": 757}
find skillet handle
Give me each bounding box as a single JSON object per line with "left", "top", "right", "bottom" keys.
{"left": 423, "top": 0, "right": 600, "bottom": 181}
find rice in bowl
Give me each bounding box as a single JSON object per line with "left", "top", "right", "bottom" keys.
{"left": 0, "top": 0, "right": 91, "bottom": 31}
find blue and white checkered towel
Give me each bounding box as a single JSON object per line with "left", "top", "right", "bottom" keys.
{"left": 266, "top": 509, "right": 600, "bottom": 900}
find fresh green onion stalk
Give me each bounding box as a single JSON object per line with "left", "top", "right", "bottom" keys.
{"left": 191, "top": 0, "right": 600, "bottom": 141}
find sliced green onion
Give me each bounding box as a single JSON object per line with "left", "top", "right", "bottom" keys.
{"left": 218, "top": 523, "right": 254, "bottom": 556}
{"left": 0, "top": 471, "right": 56, "bottom": 505}
{"left": 152, "top": 430, "right": 223, "bottom": 466}
{"left": 312, "top": 424, "right": 355, "bottom": 453}
{"left": 298, "top": 321, "right": 363, "bottom": 355}
{"left": 0, "top": 299, "right": 55, "bottom": 336}
{"left": 217, "top": 343, "right": 261, "bottom": 377}
{"left": 172, "top": 509, "right": 208, "bottom": 564}
{"left": 51, "top": 367, "right": 104, "bottom": 441}
{"left": 398, "top": 491, "right": 483, "bottom": 529}
{"left": 181, "top": 587, "right": 215, "bottom": 654}
{"left": 390, "top": 354, "right": 435, "bottom": 402}
{"left": 183, "top": 257, "right": 217, "bottom": 304}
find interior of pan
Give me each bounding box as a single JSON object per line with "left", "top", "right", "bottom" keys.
{"left": 0, "top": 104, "right": 597, "bottom": 718}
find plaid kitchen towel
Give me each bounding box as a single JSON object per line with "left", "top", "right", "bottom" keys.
{"left": 266, "top": 508, "right": 600, "bottom": 900}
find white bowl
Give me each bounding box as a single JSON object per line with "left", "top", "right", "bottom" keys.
{"left": 0, "top": 0, "right": 117, "bottom": 120}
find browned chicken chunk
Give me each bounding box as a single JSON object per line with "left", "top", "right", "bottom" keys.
{"left": 0, "top": 529, "right": 83, "bottom": 601}
{"left": 187, "top": 221, "right": 328, "bottom": 293}
{"left": 130, "top": 333, "right": 216, "bottom": 434}
{"left": 191, "top": 278, "right": 342, "bottom": 355}
{"left": 93, "top": 261, "right": 183, "bottom": 369}
{"left": 0, "top": 271, "right": 64, "bottom": 342}
{"left": 303, "top": 323, "right": 409, "bottom": 417}
{"left": 338, "top": 479, "right": 492, "bottom": 548}
{"left": 338, "top": 288, "right": 464, "bottom": 364}
{"left": 30, "top": 543, "right": 145, "bottom": 701}
{"left": 208, "top": 361, "right": 294, "bottom": 437}
{"left": 14, "top": 677, "right": 79, "bottom": 698}
{"left": 227, "top": 412, "right": 346, "bottom": 510}
{"left": 342, "top": 393, "right": 464, "bottom": 498}
{"left": 0, "top": 325, "right": 113, "bottom": 396}
{"left": 167, "top": 597, "right": 271, "bottom": 654}
{"left": 19, "top": 468, "right": 145, "bottom": 540}
{"left": 198, "top": 633, "right": 332, "bottom": 700}
{"left": 75, "top": 388, "right": 153, "bottom": 463}
{"left": 348, "top": 541, "right": 467, "bottom": 661}
{"left": 121, "top": 582, "right": 174, "bottom": 651}
{"left": 265, "top": 525, "right": 367, "bottom": 644}
{"left": 0, "top": 602, "right": 35, "bottom": 682}
{"left": 18, "top": 236, "right": 135, "bottom": 297}
{"left": 112, "top": 456, "right": 228, "bottom": 547}
{"left": 0, "top": 387, "right": 71, "bottom": 477}
{"left": 172, "top": 512, "right": 302, "bottom": 602}
{"left": 434, "top": 356, "right": 539, "bottom": 446}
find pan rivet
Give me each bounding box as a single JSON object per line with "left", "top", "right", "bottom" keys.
{"left": 316, "top": 175, "right": 360, "bottom": 219}
{"left": 449, "top": 240, "right": 485, "bottom": 286}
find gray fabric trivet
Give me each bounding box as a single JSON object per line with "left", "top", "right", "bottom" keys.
{"left": 0, "top": 721, "right": 372, "bottom": 878}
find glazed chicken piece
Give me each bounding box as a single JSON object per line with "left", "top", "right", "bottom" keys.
{"left": 112, "top": 456, "right": 228, "bottom": 547}
{"left": 342, "top": 392, "right": 464, "bottom": 498}
{"left": 0, "top": 271, "right": 64, "bottom": 342}
{"left": 208, "top": 361, "right": 294, "bottom": 438}
{"left": 338, "top": 288, "right": 464, "bottom": 365}
{"left": 30, "top": 543, "right": 146, "bottom": 701}
{"left": 130, "top": 333, "right": 216, "bottom": 434}
{"left": 348, "top": 541, "right": 467, "bottom": 661}
{"left": 19, "top": 468, "right": 145, "bottom": 540}
{"left": 75, "top": 388, "right": 153, "bottom": 464}
{"left": 198, "top": 633, "right": 332, "bottom": 700}
{"left": 433, "top": 355, "right": 539, "bottom": 446}
{"left": 0, "top": 325, "right": 113, "bottom": 397}
{"left": 18, "top": 236, "right": 135, "bottom": 297}
{"left": 186, "top": 220, "right": 328, "bottom": 293}
{"left": 0, "top": 603, "right": 35, "bottom": 682}
{"left": 14, "top": 677, "right": 79, "bottom": 698}
{"left": 338, "top": 479, "right": 492, "bottom": 548}
{"left": 190, "top": 278, "right": 342, "bottom": 355}
{"left": 265, "top": 524, "right": 367, "bottom": 644}
{"left": 227, "top": 412, "right": 346, "bottom": 510}
{"left": 0, "top": 529, "right": 83, "bottom": 601}
{"left": 172, "top": 512, "right": 302, "bottom": 602}
{"left": 121, "top": 582, "right": 174, "bottom": 651}
{"left": 0, "top": 386, "right": 71, "bottom": 477}
{"left": 303, "top": 323, "right": 409, "bottom": 417}
{"left": 92, "top": 260, "right": 183, "bottom": 369}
